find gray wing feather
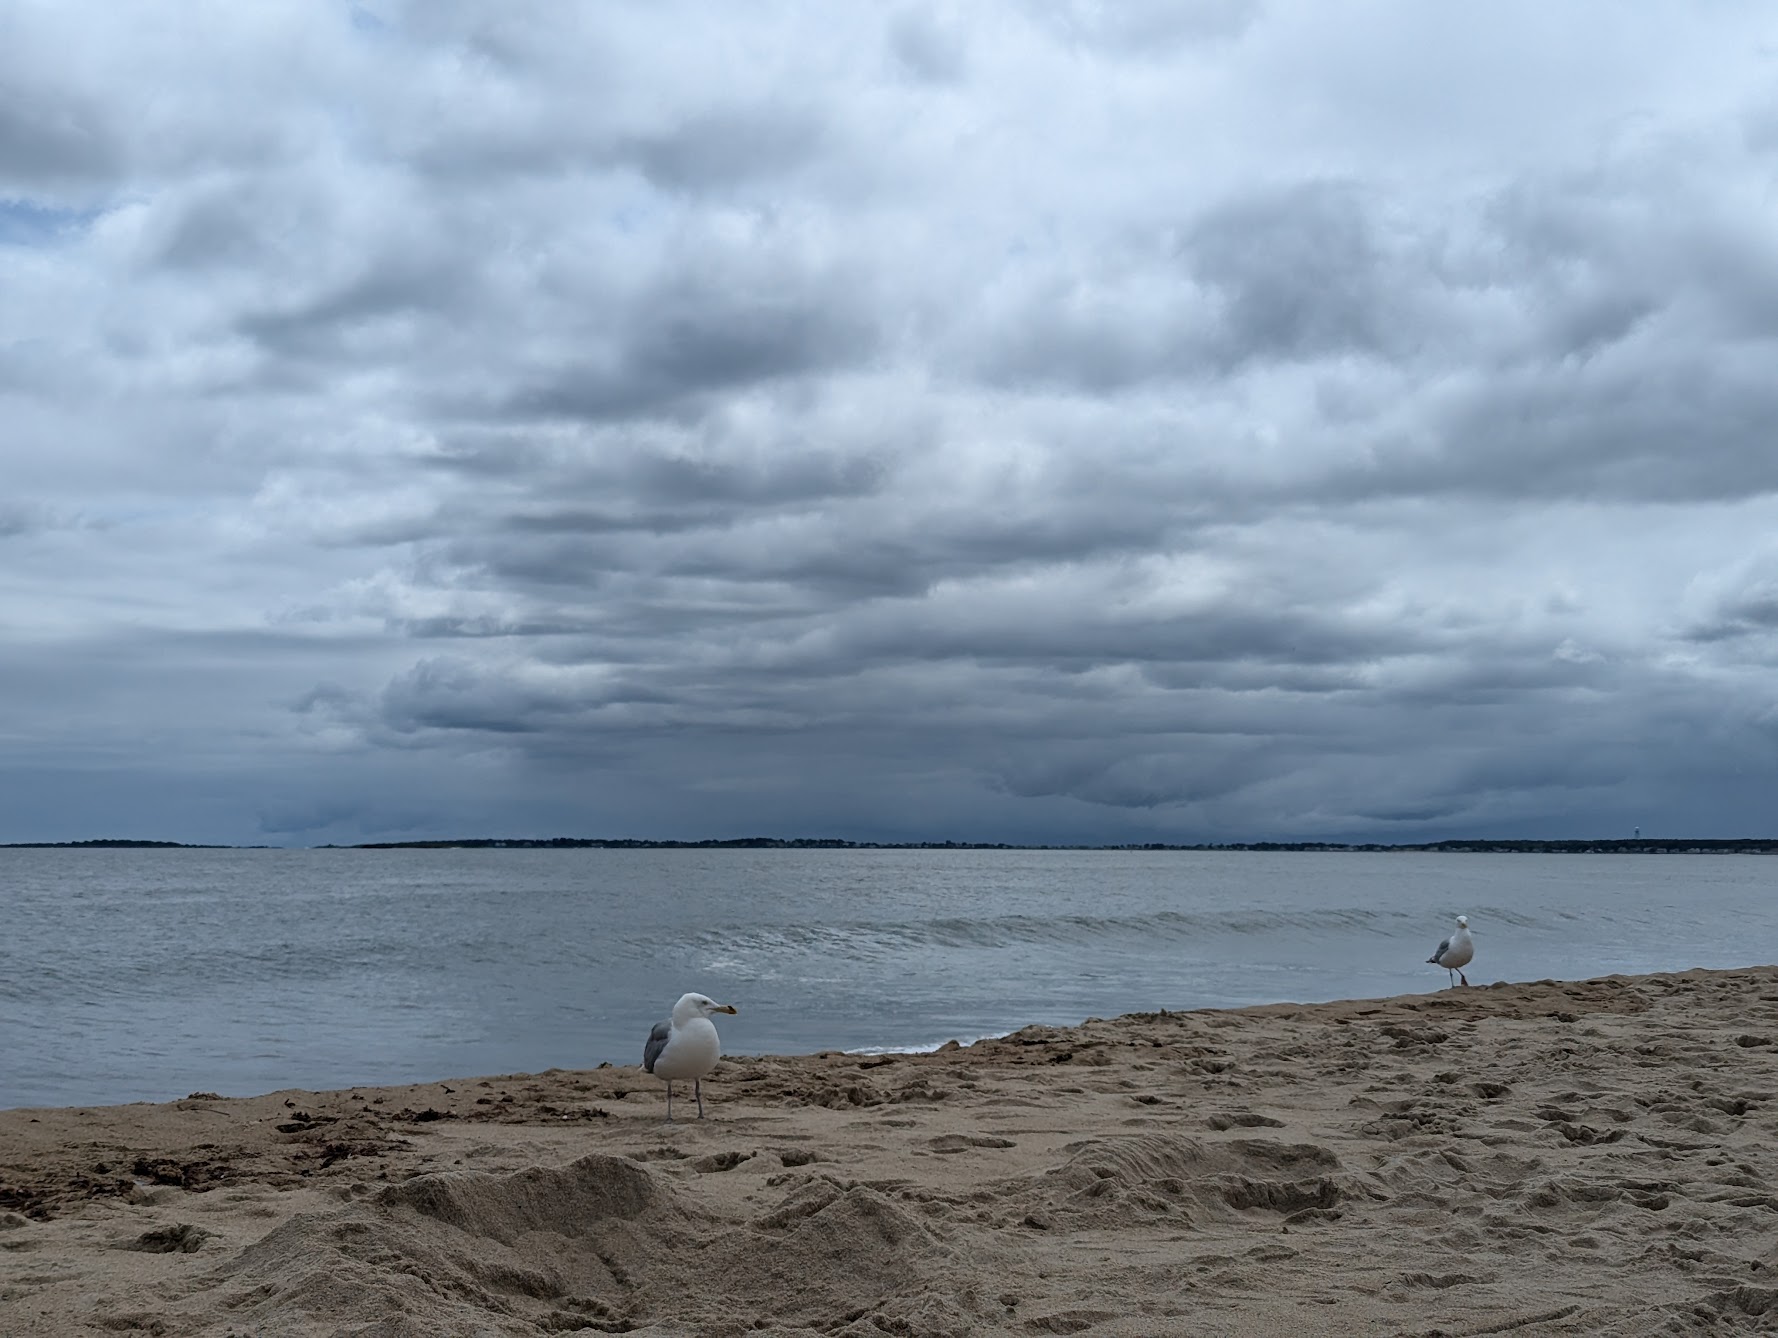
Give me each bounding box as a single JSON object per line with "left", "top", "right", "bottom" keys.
{"left": 643, "top": 1019, "right": 671, "bottom": 1072}
{"left": 1428, "top": 937, "right": 1451, "bottom": 964}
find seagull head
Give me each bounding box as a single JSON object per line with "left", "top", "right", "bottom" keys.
{"left": 1456, "top": 915, "right": 1469, "bottom": 928}
{"left": 675, "top": 992, "right": 739, "bottom": 1021}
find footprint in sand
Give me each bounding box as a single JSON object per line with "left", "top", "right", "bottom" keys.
{"left": 925, "top": 1134, "right": 1017, "bottom": 1154}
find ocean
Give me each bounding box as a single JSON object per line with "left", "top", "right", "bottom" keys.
{"left": 2, "top": 845, "right": 1774, "bottom": 1109}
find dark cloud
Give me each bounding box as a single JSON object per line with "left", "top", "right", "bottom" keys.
{"left": 0, "top": 86, "right": 121, "bottom": 196}
{"left": 238, "top": 260, "right": 480, "bottom": 362}
{"left": 503, "top": 271, "right": 881, "bottom": 423}
{"left": 150, "top": 185, "right": 278, "bottom": 273}
{"left": 1186, "top": 182, "right": 1392, "bottom": 367}
{"left": 0, "top": 502, "right": 50, "bottom": 538}
{"left": 993, "top": 738, "right": 1282, "bottom": 809}
{"left": 888, "top": 10, "right": 968, "bottom": 84}
{"left": 973, "top": 182, "right": 1416, "bottom": 391}
{"left": 626, "top": 106, "right": 828, "bottom": 192}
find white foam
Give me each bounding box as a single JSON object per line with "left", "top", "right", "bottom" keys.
{"left": 843, "top": 1031, "right": 1008, "bottom": 1056}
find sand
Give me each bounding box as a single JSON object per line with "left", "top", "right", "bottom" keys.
{"left": 3, "top": 968, "right": 1777, "bottom": 1337}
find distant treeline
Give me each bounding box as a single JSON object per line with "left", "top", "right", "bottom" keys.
{"left": 1214, "top": 839, "right": 1778, "bottom": 855}
{"left": 0, "top": 838, "right": 225, "bottom": 849}
{"left": 8, "top": 836, "right": 1777, "bottom": 854}
{"left": 343, "top": 836, "right": 1778, "bottom": 854}
{"left": 346, "top": 836, "right": 1029, "bottom": 850}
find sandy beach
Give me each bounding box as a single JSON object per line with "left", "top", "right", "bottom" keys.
{"left": 3, "top": 967, "right": 1777, "bottom": 1336}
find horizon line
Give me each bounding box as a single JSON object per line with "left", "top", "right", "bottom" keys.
{"left": 4, "top": 835, "right": 1777, "bottom": 853}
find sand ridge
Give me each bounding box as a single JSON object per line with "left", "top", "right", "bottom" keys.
{"left": 2, "top": 967, "right": 1777, "bottom": 1335}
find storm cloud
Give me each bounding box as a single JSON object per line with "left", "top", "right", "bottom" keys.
{"left": 5, "top": 1, "right": 1778, "bottom": 845}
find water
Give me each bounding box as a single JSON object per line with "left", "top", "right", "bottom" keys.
{"left": 2, "top": 846, "right": 1775, "bottom": 1109}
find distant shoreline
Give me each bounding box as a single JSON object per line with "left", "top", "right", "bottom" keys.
{"left": 5, "top": 836, "right": 1778, "bottom": 854}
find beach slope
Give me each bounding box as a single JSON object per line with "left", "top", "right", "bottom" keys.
{"left": 3, "top": 967, "right": 1777, "bottom": 1336}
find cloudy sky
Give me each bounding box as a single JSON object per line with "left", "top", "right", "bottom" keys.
{"left": 5, "top": 1, "right": 1778, "bottom": 847}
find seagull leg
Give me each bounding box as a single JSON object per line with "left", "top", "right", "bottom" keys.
{"left": 665, "top": 1081, "right": 674, "bottom": 1122}
{"left": 1459, "top": 970, "right": 1469, "bottom": 987}
{"left": 695, "top": 1079, "right": 705, "bottom": 1119}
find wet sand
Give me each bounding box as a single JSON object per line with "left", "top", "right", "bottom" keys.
{"left": 3, "top": 967, "right": 1777, "bottom": 1336}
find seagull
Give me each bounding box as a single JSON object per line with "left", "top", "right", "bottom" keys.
{"left": 643, "top": 992, "right": 738, "bottom": 1120}
{"left": 1427, "top": 914, "right": 1474, "bottom": 987}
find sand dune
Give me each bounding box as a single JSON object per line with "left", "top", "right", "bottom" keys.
{"left": 4, "top": 967, "right": 1778, "bottom": 1335}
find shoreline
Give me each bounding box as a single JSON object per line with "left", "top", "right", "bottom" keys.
{"left": 8, "top": 961, "right": 1763, "bottom": 1115}
{"left": 5, "top": 965, "right": 1778, "bottom": 1335}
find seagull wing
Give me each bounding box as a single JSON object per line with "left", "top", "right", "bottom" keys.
{"left": 1427, "top": 936, "right": 1451, "bottom": 965}
{"left": 643, "top": 1018, "right": 671, "bottom": 1073}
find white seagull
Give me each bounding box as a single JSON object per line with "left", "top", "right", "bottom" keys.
{"left": 643, "top": 992, "right": 738, "bottom": 1120}
{"left": 1427, "top": 914, "right": 1474, "bottom": 987}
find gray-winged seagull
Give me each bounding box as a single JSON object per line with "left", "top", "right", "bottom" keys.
{"left": 643, "top": 991, "right": 738, "bottom": 1120}
{"left": 1427, "top": 914, "right": 1474, "bottom": 987}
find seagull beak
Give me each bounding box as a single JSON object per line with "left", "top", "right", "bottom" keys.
{"left": 717, "top": 1003, "right": 738, "bottom": 1014}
